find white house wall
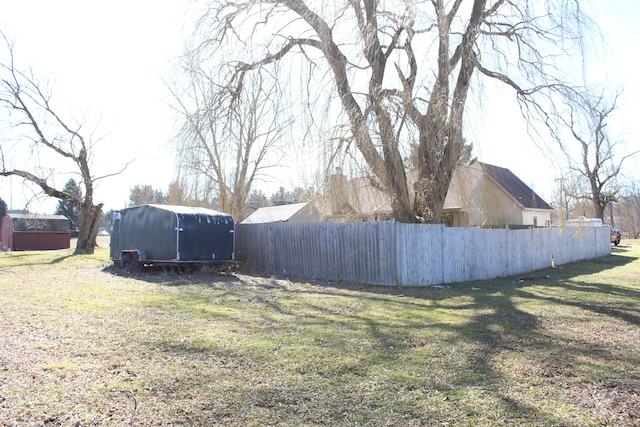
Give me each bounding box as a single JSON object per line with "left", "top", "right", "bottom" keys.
{"left": 522, "top": 209, "right": 552, "bottom": 227}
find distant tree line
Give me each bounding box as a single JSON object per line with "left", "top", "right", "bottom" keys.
{"left": 125, "top": 183, "right": 317, "bottom": 222}
{"left": 609, "top": 187, "right": 640, "bottom": 239}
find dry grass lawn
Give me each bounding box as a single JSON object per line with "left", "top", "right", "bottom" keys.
{"left": 0, "top": 237, "right": 639, "bottom": 426}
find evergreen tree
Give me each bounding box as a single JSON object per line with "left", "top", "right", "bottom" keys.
{"left": 270, "top": 187, "right": 299, "bottom": 206}
{"left": 129, "top": 184, "right": 168, "bottom": 207}
{"left": 55, "top": 179, "right": 82, "bottom": 231}
{"left": 0, "top": 197, "right": 7, "bottom": 219}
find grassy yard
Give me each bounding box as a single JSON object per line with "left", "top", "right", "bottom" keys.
{"left": 0, "top": 238, "right": 639, "bottom": 426}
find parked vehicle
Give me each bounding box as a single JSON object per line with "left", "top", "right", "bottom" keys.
{"left": 110, "top": 204, "right": 234, "bottom": 269}
{"left": 609, "top": 226, "right": 621, "bottom": 246}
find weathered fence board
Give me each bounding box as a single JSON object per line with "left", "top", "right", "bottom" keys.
{"left": 235, "top": 222, "right": 611, "bottom": 287}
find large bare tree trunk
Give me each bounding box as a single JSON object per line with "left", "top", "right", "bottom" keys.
{"left": 188, "top": 1, "right": 593, "bottom": 223}
{"left": 76, "top": 203, "right": 103, "bottom": 253}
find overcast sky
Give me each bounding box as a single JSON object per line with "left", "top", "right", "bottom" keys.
{"left": 1, "top": 1, "right": 639, "bottom": 213}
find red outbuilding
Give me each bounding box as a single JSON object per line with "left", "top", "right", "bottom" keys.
{"left": 0, "top": 213, "right": 70, "bottom": 251}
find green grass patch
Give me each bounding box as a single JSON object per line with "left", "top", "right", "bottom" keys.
{"left": 0, "top": 240, "right": 639, "bottom": 425}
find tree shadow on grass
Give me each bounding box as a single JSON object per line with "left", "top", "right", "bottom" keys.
{"left": 102, "top": 250, "right": 640, "bottom": 425}
{"left": 405, "top": 250, "right": 640, "bottom": 424}
{"left": 50, "top": 254, "right": 74, "bottom": 264}
{"left": 0, "top": 251, "right": 75, "bottom": 269}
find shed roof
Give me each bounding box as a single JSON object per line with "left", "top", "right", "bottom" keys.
{"left": 9, "top": 213, "right": 70, "bottom": 232}
{"left": 241, "top": 202, "right": 310, "bottom": 224}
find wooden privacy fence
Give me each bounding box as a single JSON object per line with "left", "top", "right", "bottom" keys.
{"left": 235, "top": 222, "right": 611, "bottom": 286}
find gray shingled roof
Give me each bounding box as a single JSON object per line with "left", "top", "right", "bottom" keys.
{"left": 478, "top": 162, "right": 552, "bottom": 210}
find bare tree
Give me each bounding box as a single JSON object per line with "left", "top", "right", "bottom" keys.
{"left": 560, "top": 92, "right": 638, "bottom": 221}
{"left": 0, "top": 35, "right": 112, "bottom": 253}
{"left": 169, "top": 52, "right": 290, "bottom": 221}
{"left": 189, "top": 0, "right": 592, "bottom": 223}
{"left": 616, "top": 183, "right": 640, "bottom": 239}
{"left": 553, "top": 174, "right": 595, "bottom": 223}
{"left": 166, "top": 176, "right": 212, "bottom": 207}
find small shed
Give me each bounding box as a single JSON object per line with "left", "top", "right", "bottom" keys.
{"left": 241, "top": 202, "right": 322, "bottom": 224}
{"left": 0, "top": 213, "right": 71, "bottom": 251}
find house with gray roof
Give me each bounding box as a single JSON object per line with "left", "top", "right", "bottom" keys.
{"left": 443, "top": 162, "right": 553, "bottom": 227}
{"left": 321, "top": 162, "right": 553, "bottom": 227}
